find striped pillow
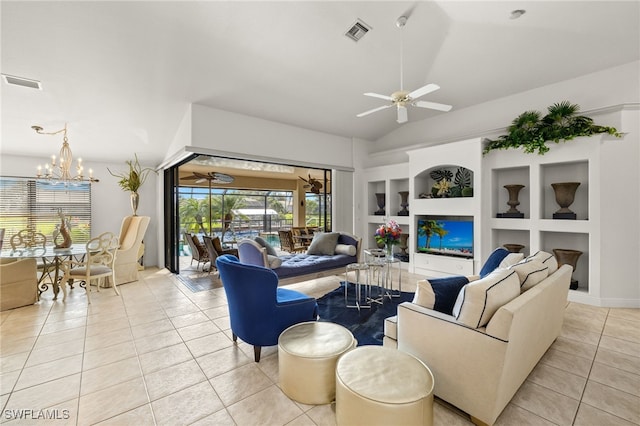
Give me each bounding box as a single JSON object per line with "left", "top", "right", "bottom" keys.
{"left": 527, "top": 251, "right": 558, "bottom": 274}
{"left": 510, "top": 259, "right": 549, "bottom": 292}
{"left": 452, "top": 269, "right": 520, "bottom": 328}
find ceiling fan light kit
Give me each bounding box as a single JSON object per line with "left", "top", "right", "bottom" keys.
{"left": 357, "top": 15, "right": 452, "bottom": 123}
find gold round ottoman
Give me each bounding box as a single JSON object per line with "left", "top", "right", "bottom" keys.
{"left": 335, "top": 346, "right": 434, "bottom": 426}
{"left": 278, "top": 321, "right": 356, "bottom": 404}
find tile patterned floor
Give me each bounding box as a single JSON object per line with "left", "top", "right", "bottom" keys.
{"left": 1, "top": 267, "right": 638, "bottom": 425}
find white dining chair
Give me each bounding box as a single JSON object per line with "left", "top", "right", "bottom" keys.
{"left": 60, "top": 232, "right": 119, "bottom": 303}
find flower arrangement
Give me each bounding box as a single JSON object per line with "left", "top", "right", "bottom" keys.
{"left": 374, "top": 219, "right": 402, "bottom": 247}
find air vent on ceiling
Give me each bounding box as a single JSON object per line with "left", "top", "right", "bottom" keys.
{"left": 345, "top": 19, "right": 371, "bottom": 42}
{"left": 1, "top": 74, "right": 42, "bottom": 90}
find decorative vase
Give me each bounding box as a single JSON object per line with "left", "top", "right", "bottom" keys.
{"left": 498, "top": 184, "right": 525, "bottom": 218}
{"left": 399, "top": 233, "right": 409, "bottom": 254}
{"left": 374, "top": 193, "right": 385, "bottom": 215}
{"left": 54, "top": 212, "right": 72, "bottom": 249}
{"left": 397, "top": 191, "right": 409, "bottom": 216}
{"left": 503, "top": 243, "right": 524, "bottom": 253}
{"left": 551, "top": 182, "right": 580, "bottom": 220}
{"left": 553, "top": 248, "right": 583, "bottom": 290}
{"left": 130, "top": 192, "right": 139, "bottom": 216}
{"left": 385, "top": 243, "right": 394, "bottom": 260}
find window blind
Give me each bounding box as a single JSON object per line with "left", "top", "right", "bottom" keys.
{"left": 0, "top": 177, "right": 92, "bottom": 248}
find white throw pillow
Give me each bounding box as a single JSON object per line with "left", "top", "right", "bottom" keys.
{"left": 453, "top": 269, "right": 520, "bottom": 328}
{"left": 498, "top": 253, "right": 525, "bottom": 269}
{"left": 266, "top": 255, "right": 283, "bottom": 268}
{"left": 510, "top": 259, "right": 549, "bottom": 291}
{"left": 527, "top": 251, "right": 558, "bottom": 274}
{"left": 413, "top": 280, "right": 436, "bottom": 309}
{"left": 335, "top": 244, "right": 356, "bottom": 256}
{"left": 412, "top": 276, "right": 470, "bottom": 315}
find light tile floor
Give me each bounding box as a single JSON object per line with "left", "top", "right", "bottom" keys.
{"left": 1, "top": 267, "right": 638, "bottom": 425}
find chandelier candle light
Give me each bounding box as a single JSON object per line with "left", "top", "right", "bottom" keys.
{"left": 374, "top": 219, "right": 402, "bottom": 259}
{"left": 33, "top": 123, "right": 98, "bottom": 184}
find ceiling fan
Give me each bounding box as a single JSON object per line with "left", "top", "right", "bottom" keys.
{"left": 299, "top": 174, "right": 323, "bottom": 194}
{"left": 182, "top": 171, "right": 234, "bottom": 184}
{"left": 356, "top": 15, "right": 452, "bottom": 124}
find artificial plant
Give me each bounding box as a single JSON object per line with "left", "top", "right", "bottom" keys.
{"left": 483, "top": 101, "right": 621, "bottom": 155}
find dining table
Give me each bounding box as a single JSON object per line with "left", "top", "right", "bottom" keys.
{"left": 0, "top": 244, "right": 88, "bottom": 300}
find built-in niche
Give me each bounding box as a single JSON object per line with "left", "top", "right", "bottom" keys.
{"left": 414, "top": 165, "right": 474, "bottom": 199}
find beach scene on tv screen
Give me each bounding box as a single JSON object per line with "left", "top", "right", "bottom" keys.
{"left": 417, "top": 220, "right": 473, "bottom": 258}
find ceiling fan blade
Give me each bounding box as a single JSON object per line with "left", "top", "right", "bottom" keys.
{"left": 397, "top": 105, "right": 408, "bottom": 124}
{"left": 407, "top": 83, "right": 440, "bottom": 100}
{"left": 356, "top": 104, "right": 393, "bottom": 118}
{"left": 364, "top": 92, "right": 394, "bottom": 101}
{"left": 413, "top": 100, "right": 453, "bottom": 112}
{"left": 195, "top": 178, "right": 207, "bottom": 184}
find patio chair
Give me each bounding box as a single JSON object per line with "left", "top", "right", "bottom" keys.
{"left": 278, "top": 230, "right": 306, "bottom": 253}
{"left": 202, "top": 235, "right": 238, "bottom": 273}
{"left": 184, "top": 232, "right": 209, "bottom": 270}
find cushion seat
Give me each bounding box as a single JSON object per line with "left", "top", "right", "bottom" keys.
{"left": 336, "top": 346, "right": 434, "bottom": 426}
{"left": 278, "top": 321, "right": 356, "bottom": 404}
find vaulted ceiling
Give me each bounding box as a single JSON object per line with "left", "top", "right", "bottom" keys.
{"left": 2, "top": 1, "right": 638, "bottom": 165}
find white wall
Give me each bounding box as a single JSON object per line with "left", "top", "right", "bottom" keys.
{"left": 190, "top": 104, "right": 354, "bottom": 170}
{"left": 368, "top": 60, "right": 640, "bottom": 162}
{"left": 186, "top": 104, "right": 358, "bottom": 233}
{"left": 0, "top": 154, "right": 159, "bottom": 266}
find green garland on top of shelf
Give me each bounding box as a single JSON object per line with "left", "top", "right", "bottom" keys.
{"left": 483, "top": 101, "right": 622, "bottom": 155}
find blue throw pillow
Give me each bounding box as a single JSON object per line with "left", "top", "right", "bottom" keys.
{"left": 479, "top": 247, "right": 510, "bottom": 278}
{"left": 413, "top": 276, "right": 470, "bottom": 315}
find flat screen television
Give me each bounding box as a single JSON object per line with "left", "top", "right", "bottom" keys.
{"left": 416, "top": 218, "right": 473, "bottom": 259}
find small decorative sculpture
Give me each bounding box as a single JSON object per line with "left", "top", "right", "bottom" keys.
{"left": 54, "top": 210, "right": 72, "bottom": 249}
{"left": 374, "top": 193, "right": 385, "bottom": 215}
{"left": 497, "top": 184, "right": 525, "bottom": 218}
{"left": 397, "top": 191, "right": 409, "bottom": 216}
{"left": 551, "top": 182, "right": 580, "bottom": 220}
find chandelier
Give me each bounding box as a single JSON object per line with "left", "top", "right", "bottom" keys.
{"left": 32, "top": 123, "right": 99, "bottom": 184}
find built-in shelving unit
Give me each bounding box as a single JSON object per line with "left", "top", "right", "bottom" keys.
{"left": 483, "top": 135, "right": 606, "bottom": 303}
{"left": 361, "top": 106, "right": 637, "bottom": 307}
{"left": 363, "top": 164, "right": 411, "bottom": 262}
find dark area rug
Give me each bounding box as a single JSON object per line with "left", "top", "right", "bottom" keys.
{"left": 316, "top": 282, "right": 414, "bottom": 346}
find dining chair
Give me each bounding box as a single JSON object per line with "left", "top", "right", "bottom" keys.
{"left": 9, "top": 228, "right": 52, "bottom": 285}
{"left": 10, "top": 228, "right": 47, "bottom": 250}
{"left": 60, "top": 232, "right": 119, "bottom": 303}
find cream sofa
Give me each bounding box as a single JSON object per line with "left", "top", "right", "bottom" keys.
{"left": 383, "top": 264, "right": 572, "bottom": 426}
{"left": 1, "top": 258, "right": 38, "bottom": 311}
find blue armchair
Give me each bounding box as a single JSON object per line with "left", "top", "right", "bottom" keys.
{"left": 216, "top": 255, "right": 318, "bottom": 362}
